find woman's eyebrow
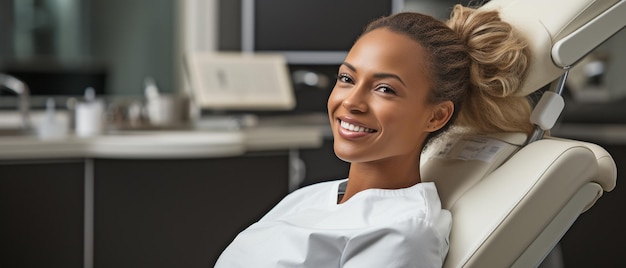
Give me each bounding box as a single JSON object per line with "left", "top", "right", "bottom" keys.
{"left": 341, "top": 62, "right": 357, "bottom": 72}
{"left": 341, "top": 62, "right": 407, "bottom": 87}
{"left": 373, "top": 72, "right": 406, "bottom": 87}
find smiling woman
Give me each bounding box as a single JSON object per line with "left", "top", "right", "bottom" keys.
{"left": 328, "top": 27, "right": 454, "bottom": 201}
{"left": 214, "top": 3, "right": 532, "bottom": 268}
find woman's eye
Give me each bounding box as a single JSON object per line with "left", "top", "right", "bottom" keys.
{"left": 376, "top": 85, "right": 397, "bottom": 95}
{"left": 337, "top": 74, "right": 353, "bottom": 84}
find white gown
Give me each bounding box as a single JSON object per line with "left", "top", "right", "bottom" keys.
{"left": 214, "top": 179, "right": 451, "bottom": 268}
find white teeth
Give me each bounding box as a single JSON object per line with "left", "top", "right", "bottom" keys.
{"left": 340, "top": 120, "right": 375, "bottom": 133}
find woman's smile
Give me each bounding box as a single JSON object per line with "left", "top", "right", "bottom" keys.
{"left": 337, "top": 118, "right": 378, "bottom": 140}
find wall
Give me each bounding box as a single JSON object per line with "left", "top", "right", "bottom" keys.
{"left": 90, "top": 0, "right": 177, "bottom": 95}
{"left": 0, "top": 0, "right": 178, "bottom": 98}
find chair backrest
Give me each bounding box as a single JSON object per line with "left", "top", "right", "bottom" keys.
{"left": 421, "top": 0, "right": 623, "bottom": 267}
{"left": 422, "top": 133, "right": 617, "bottom": 267}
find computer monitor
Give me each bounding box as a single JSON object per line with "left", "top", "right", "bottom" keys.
{"left": 241, "top": 0, "right": 404, "bottom": 65}
{"left": 185, "top": 52, "right": 296, "bottom": 111}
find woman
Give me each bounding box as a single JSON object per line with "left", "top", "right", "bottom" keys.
{"left": 215, "top": 4, "right": 532, "bottom": 268}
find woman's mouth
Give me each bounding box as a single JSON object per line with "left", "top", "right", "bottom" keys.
{"left": 339, "top": 119, "right": 377, "bottom": 133}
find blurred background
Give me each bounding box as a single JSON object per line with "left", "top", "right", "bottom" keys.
{"left": 0, "top": 0, "right": 625, "bottom": 267}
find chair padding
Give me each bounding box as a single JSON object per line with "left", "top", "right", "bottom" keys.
{"left": 548, "top": 137, "right": 617, "bottom": 193}
{"left": 422, "top": 136, "right": 617, "bottom": 268}
{"left": 422, "top": 132, "right": 527, "bottom": 208}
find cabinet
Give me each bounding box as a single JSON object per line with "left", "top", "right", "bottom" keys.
{"left": 0, "top": 159, "right": 85, "bottom": 268}
{"left": 0, "top": 152, "right": 290, "bottom": 268}
{"left": 93, "top": 153, "right": 289, "bottom": 267}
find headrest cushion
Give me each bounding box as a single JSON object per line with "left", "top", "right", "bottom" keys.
{"left": 479, "top": 0, "right": 619, "bottom": 96}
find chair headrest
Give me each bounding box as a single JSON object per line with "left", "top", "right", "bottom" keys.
{"left": 480, "top": 0, "right": 622, "bottom": 96}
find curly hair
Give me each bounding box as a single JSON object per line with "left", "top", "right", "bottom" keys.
{"left": 362, "top": 4, "right": 534, "bottom": 145}
{"left": 446, "top": 5, "right": 533, "bottom": 135}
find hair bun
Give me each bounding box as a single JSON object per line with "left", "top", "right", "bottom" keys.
{"left": 446, "top": 4, "right": 533, "bottom": 134}
{"left": 447, "top": 4, "right": 529, "bottom": 98}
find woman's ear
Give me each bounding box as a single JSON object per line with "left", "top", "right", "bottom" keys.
{"left": 427, "top": 101, "right": 454, "bottom": 132}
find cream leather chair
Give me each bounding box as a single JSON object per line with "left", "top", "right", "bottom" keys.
{"left": 420, "top": 0, "right": 624, "bottom": 267}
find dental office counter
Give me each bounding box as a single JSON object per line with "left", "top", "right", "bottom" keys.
{"left": 0, "top": 124, "right": 328, "bottom": 268}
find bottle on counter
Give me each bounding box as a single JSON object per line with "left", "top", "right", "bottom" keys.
{"left": 75, "top": 87, "right": 105, "bottom": 137}
{"left": 36, "top": 98, "right": 69, "bottom": 139}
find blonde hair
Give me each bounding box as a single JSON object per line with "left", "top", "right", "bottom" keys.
{"left": 446, "top": 4, "right": 533, "bottom": 134}
{"left": 362, "top": 4, "right": 534, "bottom": 144}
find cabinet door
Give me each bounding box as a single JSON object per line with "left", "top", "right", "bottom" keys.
{"left": 93, "top": 153, "right": 289, "bottom": 268}
{"left": 299, "top": 138, "right": 350, "bottom": 187}
{"left": 0, "top": 159, "right": 85, "bottom": 268}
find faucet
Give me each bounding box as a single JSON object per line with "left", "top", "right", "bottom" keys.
{"left": 0, "top": 73, "right": 32, "bottom": 131}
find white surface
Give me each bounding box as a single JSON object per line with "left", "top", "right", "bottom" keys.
{"left": 0, "top": 131, "right": 241, "bottom": 160}
{"left": 551, "top": 1, "right": 626, "bottom": 68}
{"left": 530, "top": 91, "right": 565, "bottom": 130}
{"left": 0, "top": 126, "right": 323, "bottom": 160}
{"left": 75, "top": 100, "right": 105, "bottom": 137}
{"left": 215, "top": 179, "right": 450, "bottom": 268}
{"left": 512, "top": 183, "right": 601, "bottom": 268}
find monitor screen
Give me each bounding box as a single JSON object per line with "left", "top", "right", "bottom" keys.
{"left": 186, "top": 52, "right": 296, "bottom": 111}
{"left": 242, "top": 0, "right": 403, "bottom": 65}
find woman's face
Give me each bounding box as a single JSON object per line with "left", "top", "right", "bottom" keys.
{"left": 327, "top": 28, "right": 447, "bottom": 164}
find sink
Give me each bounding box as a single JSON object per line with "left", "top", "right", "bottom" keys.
{"left": 0, "top": 110, "right": 68, "bottom": 138}
{"left": 0, "top": 111, "right": 32, "bottom": 137}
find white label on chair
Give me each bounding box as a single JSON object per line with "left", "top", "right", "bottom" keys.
{"left": 431, "top": 137, "right": 506, "bottom": 162}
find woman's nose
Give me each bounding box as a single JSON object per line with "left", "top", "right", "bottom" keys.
{"left": 341, "top": 86, "right": 368, "bottom": 113}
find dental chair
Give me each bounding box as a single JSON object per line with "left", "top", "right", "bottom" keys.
{"left": 420, "top": 0, "right": 624, "bottom": 267}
